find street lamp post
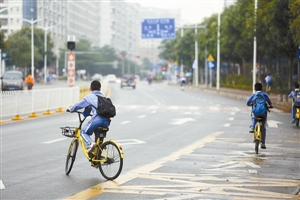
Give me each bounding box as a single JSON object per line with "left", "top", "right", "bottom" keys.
{"left": 42, "top": 26, "right": 56, "bottom": 83}
{"left": 179, "top": 25, "right": 206, "bottom": 86}
{"left": 22, "top": 18, "right": 43, "bottom": 79}
{"left": 0, "top": 7, "right": 12, "bottom": 77}
{"left": 253, "top": 0, "right": 258, "bottom": 93}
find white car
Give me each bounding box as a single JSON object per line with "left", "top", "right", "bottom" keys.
{"left": 106, "top": 74, "right": 117, "bottom": 83}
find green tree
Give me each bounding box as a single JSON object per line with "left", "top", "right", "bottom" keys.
{"left": 5, "top": 26, "right": 55, "bottom": 72}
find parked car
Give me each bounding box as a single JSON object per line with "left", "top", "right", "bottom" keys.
{"left": 106, "top": 74, "right": 117, "bottom": 83}
{"left": 1, "top": 70, "right": 24, "bottom": 91}
{"left": 120, "top": 74, "right": 136, "bottom": 89}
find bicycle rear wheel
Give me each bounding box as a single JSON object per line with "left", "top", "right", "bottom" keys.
{"left": 255, "top": 140, "right": 259, "bottom": 154}
{"left": 98, "top": 141, "right": 123, "bottom": 180}
{"left": 65, "top": 139, "right": 79, "bottom": 175}
{"left": 296, "top": 119, "right": 299, "bottom": 127}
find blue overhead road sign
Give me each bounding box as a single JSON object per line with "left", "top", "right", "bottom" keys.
{"left": 142, "top": 18, "right": 176, "bottom": 39}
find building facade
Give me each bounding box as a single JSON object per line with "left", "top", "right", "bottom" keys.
{"left": 0, "top": 0, "right": 180, "bottom": 69}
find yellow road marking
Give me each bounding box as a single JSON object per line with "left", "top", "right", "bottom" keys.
{"left": 63, "top": 132, "right": 223, "bottom": 199}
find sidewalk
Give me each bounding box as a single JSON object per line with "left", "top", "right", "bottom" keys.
{"left": 186, "top": 84, "right": 292, "bottom": 112}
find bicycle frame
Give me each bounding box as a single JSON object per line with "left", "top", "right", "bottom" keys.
{"left": 71, "top": 122, "right": 124, "bottom": 164}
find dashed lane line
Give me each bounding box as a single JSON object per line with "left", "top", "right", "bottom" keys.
{"left": 43, "top": 138, "right": 67, "bottom": 144}
{"left": 0, "top": 180, "right": 5, "bottom": 189}
{"left": 120, "top": 121, "right": 130, "bottom": 124}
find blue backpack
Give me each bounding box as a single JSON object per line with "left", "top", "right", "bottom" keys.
{"left": 294, "top": 91, "right": 300, "bottom": 107}
{"left": 252, "top": 92, "right": 267, "bottom": 115}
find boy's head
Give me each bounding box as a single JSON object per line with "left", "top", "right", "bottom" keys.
{"left": 90, "top": 80, "right": 101, "bottom": 91}
{"left": 254, "top": 83, "right": 262, "bottom": 91}
{"left": 295, "top": 82, "right": 299, "bottom": 89}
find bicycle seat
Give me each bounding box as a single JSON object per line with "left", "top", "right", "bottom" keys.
{"left": 94, "top": 127, "right": 109, "bottom": 133}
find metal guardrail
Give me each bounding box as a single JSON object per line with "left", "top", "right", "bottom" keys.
{"left": 0, "top": 87, "right": 79, "bottom": 123}
{"left": 0, "top": 85, "right": 110, "bottom": 124}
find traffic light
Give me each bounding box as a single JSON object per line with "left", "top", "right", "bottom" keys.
{"left": 67, "top": 35, "right": 76, "bottom": 51}
{"left": 134, "top": 55, "right": 139, "bottom": 59}
{"left": 67, "top": 41, "right": 75, "bottom": 50}
{"left": 162, "top": 66, "right": 166, "bottom": 71}
{"left": 120, "top": 54, "right": 124, "bottom": 59}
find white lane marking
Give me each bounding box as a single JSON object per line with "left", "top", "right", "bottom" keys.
{"left": 116, "top": 139, "right": 146, "bottom": 146}
{"left": 168, "top": 106, "right": 178, "bottom": 110}
{"left": 229, "top": 117, "right": 234, "bottom": 121}
{"left": 189, "top": 106, "right": 198, "bottom": 111}
{"left": 170, "top": 118, "right": 196, "bottom": 125}
{"left": 137, "top": 115, "right": 146, "bottom": 118}
{"left": 121, "top": 121, "right": 130, "bottom": 124}
{"left": 66, "top": 119, "right": 79, "bottom": 122}
{"left": 224, "top": 123, "right": 231, "bottom": 127}
{"left": 151, "top": 110, "right": 157, "bottom": 114}
{"left": 248, "top": 170, "right": 258, "bottom": 174}
{"left": 231, "top": 107, "right": 240, "bottom": 111}
{"left": 148, "top": 105, "right": 158, "bottom": 110}
{"left": 0, "top": 180, "right": 5, "bottom": 189}
{"left": 43, "top": 138, "right": 67, "bottom": 144}
{"left": 245, "top": 162, "right": 261, "bottom": 168}
{"left": 231, "top": 112, "right": 236, "bottom": 115}
{"left": 209, "top": 106, "right": 219, "bottom": 111}
{"left": 130, "top": 105, "right": 138, "bottom": 109}
{"left": 267, "top": 120, "right": 282, "bottom": 128}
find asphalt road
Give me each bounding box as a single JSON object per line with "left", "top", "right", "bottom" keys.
{"left": 0, "top": 80, "right": 299, "bottom": 199}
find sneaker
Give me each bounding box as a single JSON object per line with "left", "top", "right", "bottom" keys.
{"left": 249, "top": 128, "right": 254, "bottom": 133}
{"left": 292, "top": 120, "right": 295, "bottom": 123}
{"left": 261, "top": 144, "right": 266, "bottom": 149}
{"left": 87, "top": 142, "right": 96, "bottom": 153}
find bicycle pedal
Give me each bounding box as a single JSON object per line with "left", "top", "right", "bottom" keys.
{"left": 91, "top": 162, "right": 99, "bottom": 168}
{"left": 88, "top": 152, "right": 95, "bottom": 159}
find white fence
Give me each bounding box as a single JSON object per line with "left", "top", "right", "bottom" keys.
{"left": 0, "top": 87, "right": 80, "bottom": 121}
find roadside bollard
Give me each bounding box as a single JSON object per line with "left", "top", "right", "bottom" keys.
{"left": 282, "top": 94, "right": 288, "bottom": 102}
{"left": 278, "top": 94, "right": 283, "bottom": 102}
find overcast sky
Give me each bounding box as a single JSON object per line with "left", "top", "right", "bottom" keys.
{"left": 125, "top": 0, "right": 236, "bottom": 24}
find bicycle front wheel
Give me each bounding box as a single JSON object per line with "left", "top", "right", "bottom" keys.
{"left": 98, "top": 141, "right": 123, "bottom": 180}
{"left": 296, "top": 119, "right": 299, "bottom": 127}
{"left": 65, "top": 139, "right": 79, "bottom": 175}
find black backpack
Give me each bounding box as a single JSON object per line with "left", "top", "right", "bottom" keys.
{"left": 94, "top": 95, "right": 116, "bottom": 118}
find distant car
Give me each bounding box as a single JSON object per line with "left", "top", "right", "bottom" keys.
{"left": 106, "top": 74, "right": 117, "bottom": 83}
{"left": 120, "top": 74, "right": 136, "bottom": 89}
{"left": 1, "top": 70, "right": 24, "bottom": 91}
{"left": 91, "top": 73, "right": 103, "bottom": 82}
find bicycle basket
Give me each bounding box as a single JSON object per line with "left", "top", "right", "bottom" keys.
{"left": 61, "top": 126, "right": 76, "bottom": 138}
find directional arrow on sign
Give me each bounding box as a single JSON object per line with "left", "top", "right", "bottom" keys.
{"left": 267, "top": 120, "right": 283, "bottom": 128}
{"left": 170, "top": 118, "right": 196, "bottom": 125}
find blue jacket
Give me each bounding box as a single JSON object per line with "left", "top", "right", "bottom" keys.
{"left": 70, "top": 90, "right": 109, "bottom": 120}
{"left": 246, "top": 91, "right": 272, "bottom": 113}
{"left": 288, "top": 89, "right": 300, "bottom": 99}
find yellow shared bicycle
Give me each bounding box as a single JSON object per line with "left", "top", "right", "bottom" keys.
{"left": 61, "top": 110, "right": 124, "bottom": 180}
{"left": 253, "top": 106, "right": 272, "bottom": 154}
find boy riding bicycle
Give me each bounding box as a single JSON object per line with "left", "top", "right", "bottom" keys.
{"left": 69, "top": 80, "right": 111, "bottom": 153}
{"left": 246, "top": 83, "right": 272, "bottom": 149}
{"left": 288, "top": 82, "right": 300, "bottom": 123}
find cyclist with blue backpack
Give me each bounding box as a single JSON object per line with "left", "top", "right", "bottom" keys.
{"left": 288, "top": 82, "right": 300, "bottom": 123}
{"left": 246, "top": 83, "right": 272, "bottom": 149}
